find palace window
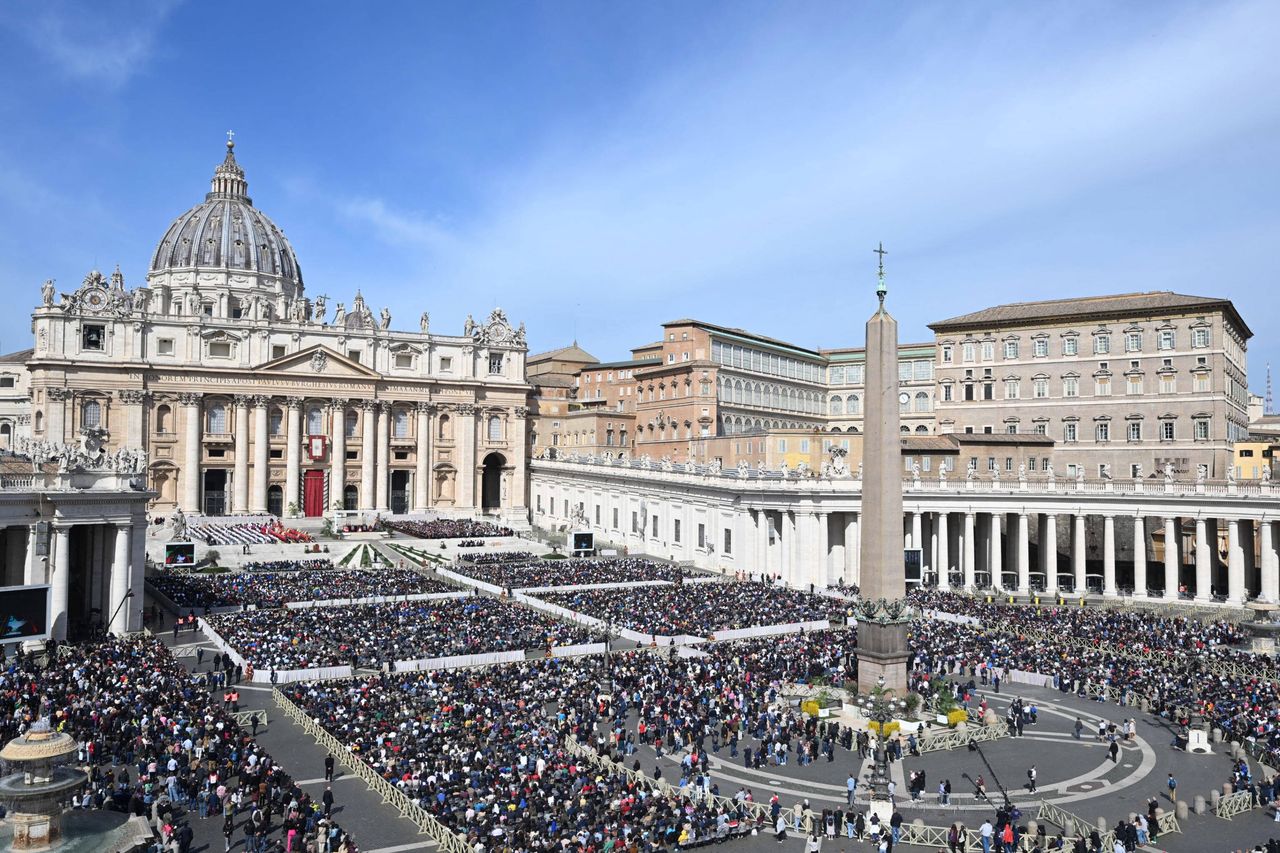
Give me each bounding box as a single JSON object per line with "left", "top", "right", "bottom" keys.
{"left": 1125, "top": 332, "right": 1143, "bottom": 352}
{"left": 1063, "top": 336, "right": 1078, "bottom": 356}
{"left": 1063, "top": 376, "right": 1079, "bottom": 397}
{"left": 1004, "top": 341, "right": 1019, "bottom": 359}
{"left": 82, "top": 325, "right": 105, "bottom": 351}
{"left": 155, "top": 404, "right": 171, "bottom": 434}
{"left": 1192, "top": 328, "right": 1209, "bottom": 348}
{"left": 1095, "top": 422, "right": 1110, "bottom": 442}
{"left": 395, "top": 352, "right": 413, "bottom": 369}
{"left": 344, "top": 410, "right": 358, "bottom": 438}
{"left": 270, "top": 408, "right": 284, "bottom": 436}
{"left": 394, "top": 409, "right": 410, "bottom": 438}
{"left": 1064, "top": 422, "right": 1078, "bottom": 442}
{"left": 209, "top": 341, "right": 231, "bottom": 358}
{"left": 1033, "top": 339, "right": 1048, "bottom": 358}
{"left": 1193, "top": 418, "right": 1210, "bottom": 441}
{"left": 489, "top": 353, "right": 504, "bottom": 374}
{"left": 82, "top": 400, "right": 102, "bottom": 429}
{"left": 306, "top": 406, "right": 323, "bottom": 434}
{"left": 209, "top": 403, "right": 229, "bottom": 433}
{"left": 1127, "top": 422, "right": 1142, "bottom": 441}
{"left": 1158, "top": 329, "right": 1175, "bottom": 350}
{"left": 1161, "top": 420, "right": 1175, "bottom": 441}
{"left": 488, "top": 416, "right": 503, "bottom": 441}
{"left": 1033, "top": 378, "right": 1048, "bottom": 398}
{"left": 157, "top": 338, "right": 174, "bottom": 355}
{"left": 1094, "top": 335, "right": 1110, "bottom": 355}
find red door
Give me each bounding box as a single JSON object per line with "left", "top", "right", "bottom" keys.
{"left": 303, "top": 470, "right": 325, "bottom": 517}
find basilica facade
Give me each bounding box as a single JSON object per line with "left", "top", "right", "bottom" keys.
{"left": 26, "top": 140, "right": 530, "bottom": 523}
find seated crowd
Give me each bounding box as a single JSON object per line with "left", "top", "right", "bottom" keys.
{"left": 386, "top": 518, "right": 514, "bottom": 539}
{"left": 190, "top": 520, "right": 313, "bottom": 546}
{"left": 282, "top": 630, "right": 857, "bottom": 851}
{"left": 206, "top": 597, "right": 594, "bottom": 670}
{"left": 907, "top": 588, "right": 1280, "bottom": 771}
{"left": 242, "top": 559, "right": 335, "bottom": 573}
{"left": 537, "top": 581, "right": 848, "bottom": 636}
{"left": 462, "top": 551, "right": 538, "bottom": 564}
{"left": 150, "top": 567, "right": 455, "bottom": 609}
{"left": 0, "top": 636, "right": 357, "bottom": 852}
{"left": 456, "top": 557, "right": 693, "bottom": 589}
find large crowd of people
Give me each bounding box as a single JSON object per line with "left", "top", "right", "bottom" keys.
{"left": 455, "top": 556, "right": 695, "bottom": 589}
{"left": 386, "top": 519, "right": 514, "bottom": 539}
{"left": 282, "top": 630, "right": 858, "bottom": 851}
{"left": 537, "top": 581, "right": 847, "bottom": 636}
{"left": 190, "top": 520, "right": 313, "bottom": 546}
{"left": 205, "top": 596, "right": 594, "bottom": 670}
{"left": 150, "top": 567, "right": 455, "bottom": 609}
{"left": 0, "top": 636, "right": 357, "bottom": 852}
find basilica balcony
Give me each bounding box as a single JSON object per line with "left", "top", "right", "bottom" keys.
{"left": 203, "top": 432, "right": 234, "bottom": 446}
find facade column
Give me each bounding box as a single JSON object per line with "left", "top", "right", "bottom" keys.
{"left": 251, "top": 397, "right": 270, "bottom": 514}
{"left": 1227, "top": 519, "right": 1245, "bottom": 604}
{"left": 414, "top": 403, "right": 431, "bottom": 511}
{"left": 989, "top": 512, "right": 1004, "bottom": 590}
{"left": 1163, "top": 517, "right": 1179, "bottom": 600}
{"left": 846, "top": 513, "right": 860, "bottom": 587}
{"left": 1103, "top": 515, "right": 1117, "bottom": 597}
{"left": 179, "top": 393, "right": 202, "bottom": 513}
{"left": 50, "top": 525, "right": 70, "bottom": 641}
{"left": 509, "top": 406, "right": 529, "bottom": 512}
{"left": 1261, "top": 520, "right": 1278, "bottom": 604}
{"left": 1195, "top": 518, "right": 1212, "bottom": 602}
{"left": 817, "top": 512, "right": 831, "bottom": 587}
{"left": 1073, "top": 514, "right": 1086, "bottom": 595}
{"left": 110, "top": 523, "right": 131, "bottom": 635}
{"left": 119, "top": 389, "right": 147, "bottom": 448}
{"left": 910, "top": 511, "right": 922, "bottom": 551}
{"left": 329, "top": 399, "right": 347, "bottom": 515}
{"left": 936, "top": 512, "right": 950, "bottom": 590}
{"left": 232, "top": 396, "right": 250, "bottom": 514}
{"left": 284, "top": 398, "right": 302, "bottom": 515}
{"left": 962, "top": 511, "right": 976, "bottom": 589}
{"left": 1016, "top": 512, "right": 1030, "bottom": 593}
{"left": 1043, "top": 513, "right": 1058, "bottom": 594}
{"left": 375, "top": 402, "right": 391, "bottom": 511}
{"left": 457, "top": 404, "right": 477, "bottom": 509}
{"left": 360, "top": 401, "right": 376, "bottom": 510}
{"left": 756, "top": 511, "right": 769, "bottom": 579}
{"left": 1132, "top": 516, "right": 1147, "bottom": 596}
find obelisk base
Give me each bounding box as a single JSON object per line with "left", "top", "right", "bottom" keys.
{"left": 856, "top": 620, "right": 910, "bottom": 694}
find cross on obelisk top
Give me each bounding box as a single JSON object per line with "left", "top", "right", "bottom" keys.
{"left": 874, "top": 242, "right": 888, "bottom": 305}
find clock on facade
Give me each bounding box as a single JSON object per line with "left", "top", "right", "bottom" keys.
{"left": 899, "top": 392, "right": 910, "bottom": 405}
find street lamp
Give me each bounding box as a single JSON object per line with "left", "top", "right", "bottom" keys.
{"left": 858, "top": 675, "right": 908, "bottom": 803}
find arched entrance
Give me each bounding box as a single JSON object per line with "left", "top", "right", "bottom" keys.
{"left": 481, "top": 453, "right": 506, "bottom": 511}
{"left": 267, "top": 485, "right": 284, "bottom": 517}
{"left": 343, "top": 484, "right": 358, "bottom": 511}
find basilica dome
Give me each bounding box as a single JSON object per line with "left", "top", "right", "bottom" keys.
{"left": 148, "top": 140, "right": 303, "bottom": 292}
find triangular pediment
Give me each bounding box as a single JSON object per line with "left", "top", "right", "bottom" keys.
{"left": 255, "top": 344, "right": 381, "bottom": 379}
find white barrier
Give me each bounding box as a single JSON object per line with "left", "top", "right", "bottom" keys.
{"left": 708, "top": 620, "right": 830, "bottom": 642}
{"left": 923, "top": 609, "right": 982, "bottom": 627}
{"left": 283, "top": 591, "right": 469, "bottom": 609}
{"left": 616, "top": 627, "right": 705, "bottom": 645}
{"left": 392, "top": 650, "right": 526, "bottom": 672}
{"left": 676, "top": 646, "right": 710, "bottom": 658}
{"left": 435, "top": 566, "right": 504, "bottom": 595}
{"left": 1005, "top": 669, "right": 1057, "bottom": 689}
{"left": 513, "top": 593, "right": 608, "bottom": 630}
{"left": 550, "top": 642, "right": 607, "bottom": 658}
{"left": 198, "top": 617, "right": 353, "bottom": 684}
{"left": 515, "top": 580, "right": 670, "bottom": 594}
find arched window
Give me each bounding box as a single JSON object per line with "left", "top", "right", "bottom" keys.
{"left": 82, "top": 399, "right": 102, "bottom": 429}
{"left": 916, "top": 425, "right": 929, "bottom": 434}
{"left": 34, "top": 411, "right": 43, "bottom": 432}
{"left": 830, "top": 396, "right": 843, "bottom": 415}
{"left": 344, "top": 410, "right": 358, "bottom": 438}
{"left": 915, "top": 392, "right": 930, "bottom": 413}
{"left": 155, "top": 404, "right": 172, "bottom": 434}
{"left": 900, "top": 425, "right": 910, "bottom": 433}
{"left": 849, "top": 395, "right": 862, "bottom": 415}
{"left": 0, "top": 422, "right": 10, "bottom": 449}
{"left": 438, "top": 414, "right": 452, "bottom": 441}
{"left": 208, "top": 402, "right": 228, "bottom": 433}
{"left": 306, "top": 406, "right": 323, "bottom": 434}
{"left": 270, "top": 407, "right": 284, "bottom": 435}
{"left": 393, "top": 408, "right": 409, "bottom": 438}
{"left": 488, "top": 416, "right": 503, "bottom": 442}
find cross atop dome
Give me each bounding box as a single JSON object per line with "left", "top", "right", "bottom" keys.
{"left": 209, "top": 133, "right": 249, "bottom": 203}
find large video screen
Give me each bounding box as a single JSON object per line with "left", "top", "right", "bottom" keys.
{"left": 0, "top": 585, "right": 50, "bottom": 643}
{"left": 165, "top": 542, "right": 196, "bottom": 567}
{"left": 572, "top": 532, "right": 595, "bottom": 553}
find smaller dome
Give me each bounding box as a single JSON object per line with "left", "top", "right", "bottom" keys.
{"left": 0, "top": 726, "right": 76, "bottom": 763}
{"left": 149, "top": 139, "right": 303, "bottom": 291}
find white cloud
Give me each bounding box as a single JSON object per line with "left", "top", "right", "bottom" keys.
{"left": 1, "top": 0, "right": 181, "bottom": 88}
{"left": 338, "top": 197, "right": 453, "bottom": 251}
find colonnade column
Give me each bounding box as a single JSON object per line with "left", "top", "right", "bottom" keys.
{"left": 845, "top": 513, "right": 859, "bottom": 586}
{"left": 251, "top": 397, "right": 269, "bottom": 514}
{"left": 817, "top": 512, "right": 831, "bottom": 587}
{"left": 936, "top": 512, "right": 950, "bottom": 590}
{"left": 232, "top": 396, "right": 250, "bottom": 514}
{"left": 910, "top": 511, "right": 922, "bottom": 551}
{"left": 962, "top": 512, "right": 976, "bottom": 589}
{"left": 110, "top": 523, "right": 131, "bottom": 635}
{"left": 1016, "top": 512, "right": 1030, "bottom": 593}
{"left": 1227, "top": 519, "right": 1245, "bottom": 604}
{"left": 756, "top": 511, "right": 769, "bottom": 578}
{"left": 1132, "top": 516, "right": 1147, "bottom": 597}
{"left": 990, "top": 512, "right": 1004, "bottom": 590}
{"left": 783, "top": 511, "right": 797, "bottom": 586}
{"left": 509, "top": 406, "right": 528, "bottom": 511}
{"left": 1043, "top": 513, "right": 1058, "bottom": 594}
{"left": 1103, "top": 515, "right": 1116, "bottom": 597}
{"left": 360, "top": 402, "right": 376, "bottom": 510}
{"left": 1073, "top": 514, "right": 1086, "bottom": 594}
{"left": 1195, "top": 518, "right": 1211, "bottom": 602}
{"left": 50, "top": 525, "right": 70, "bottom": 641}
{"left": 375, "top": 402, "right": 390, "bottom": 511}
{"left": 414, "top": 403, "right": 431, "bottom": 511}
{"left": 285, "top": 398, "right": 301, "bottom": 515}
{"left": 1163, "top": 517, "right": 1179, "bottom": 600}
{"left": 1261, "top": 521, "right": 1278, "bottom": 604}
{"left": 329, "top": 399, "right": 347, "bottom": 515}
{"left": 180, "top": 393, "right": 202, "bottom": 513}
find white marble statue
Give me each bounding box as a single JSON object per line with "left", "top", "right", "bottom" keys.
{"left": 41, "top": 279, "right": 55, "bottom": 307}
{"left": 420, "top": 312, "right": 430, "bottom": 333}
{"left": 380, "top": 307, "right": 391, "bottom": 330}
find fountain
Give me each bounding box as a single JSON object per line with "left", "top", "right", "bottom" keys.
{"left": 0, "top": 722, "right": 85, "bottom": 850}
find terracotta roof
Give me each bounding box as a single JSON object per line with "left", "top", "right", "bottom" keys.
{"left": 531, "top": 375, "right": 575, "bottom": 389}
{"left": 527, "top": 343, "right": 598, "bottom": 364}
{"left": 929, "top": 291, "right": 1251, "bottom": 338}
{"left": 901, "top": 436, "right": 958, "bottom": 453}
{"left": 661, "top": 319, "right": 822, "bottom": 358}
{"left": 0, "top": 348, "right": 32, "bottom": 364}
{"left": 949, "top": 433, "right": 1056, "bottom": 447}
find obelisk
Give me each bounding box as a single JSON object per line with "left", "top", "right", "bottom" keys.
{"left": 855, "top": 243, "right": 910, "bottom": 693}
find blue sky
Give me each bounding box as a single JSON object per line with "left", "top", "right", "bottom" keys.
{"left": 1, "top": 1, "right": 1277, "bottom": 395}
